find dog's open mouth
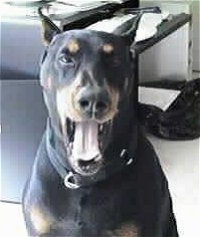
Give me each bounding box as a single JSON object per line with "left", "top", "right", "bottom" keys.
{"left": 66, "top": 119, "right": 112, "bottom": 176}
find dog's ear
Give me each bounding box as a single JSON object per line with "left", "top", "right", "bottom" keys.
{"left": 38, "top": 7, "right": 62, "bottom": 45}
{"left": 113, "top": 13, "right": 143, "bottom": 46}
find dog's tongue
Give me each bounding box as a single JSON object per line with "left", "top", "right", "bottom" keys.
{"left": 72, "top": 121, "right": 100, "bottom": 160}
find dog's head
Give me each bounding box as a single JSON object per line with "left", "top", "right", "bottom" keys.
{"left": 39, "top": 10, "right": 139, "bottom": 177}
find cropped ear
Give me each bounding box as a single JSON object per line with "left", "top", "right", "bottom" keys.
{"left": 113, "top": 13, "right": 143, "bottom": 46}
{"left": 38, "top": 7, "right": 62, "bottom": 45}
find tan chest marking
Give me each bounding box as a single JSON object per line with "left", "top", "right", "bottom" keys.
{"left": 106, "top": 223, "right": 140, "bottom": 237}
{"left": 30, "top": 206, "right": 52, "bottom": 234}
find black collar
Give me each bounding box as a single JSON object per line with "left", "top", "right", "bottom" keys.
{"left": 46, "top": 118, "right": 136, "bottom": 189}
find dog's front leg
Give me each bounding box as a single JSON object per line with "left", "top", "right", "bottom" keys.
{"left": 23, "top": 204, "right": 57, "bottom": 237}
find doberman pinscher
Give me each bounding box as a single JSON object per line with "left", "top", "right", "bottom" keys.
{"left": 22, "top": 10, "right": 178, "bottom": 237}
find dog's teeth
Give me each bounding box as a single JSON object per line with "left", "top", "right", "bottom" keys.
{"left": 100, "top": 124, "right": 104, "bottom": 132}
{"left": 94, "top": 156, "right": 100, "bottom": 162}
{"left": 94, "top": 157, "right": 98, "bottom": 162}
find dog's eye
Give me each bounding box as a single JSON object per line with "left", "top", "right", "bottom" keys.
{"left": 59, "top": 54, "right": 75, "bottom": 67}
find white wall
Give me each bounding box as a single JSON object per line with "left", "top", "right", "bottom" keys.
{"left": 139, "top": 23, "right": 191, "bottom": 81}
{"left": 191, "top": 0, "right": 200, "bottom": 71}
{"left": 140, "top": 0, "right": 200, "bottom": 72}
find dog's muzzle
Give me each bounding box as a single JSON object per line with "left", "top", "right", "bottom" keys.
{"left": 70, "top": 88, "right": 110, "bottom": 175}
{"left": 56, "top": 77, "right": 120, "bottom": 176}
{"left": 56, "top": 83, "right": 118, "bottom": 177}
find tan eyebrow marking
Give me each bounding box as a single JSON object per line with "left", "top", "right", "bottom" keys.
{"left": 67, "top": 39, "right": 80, "bottom": 53}
{"left": 102, "top": 43, "right": 114, "bottom": 54}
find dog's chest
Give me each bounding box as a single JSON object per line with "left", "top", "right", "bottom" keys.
{"left": 48, "top": 181, "right": 139, "bottom": 236}
{"left": 28, "top": 143, "right": 140, "bottom": 236}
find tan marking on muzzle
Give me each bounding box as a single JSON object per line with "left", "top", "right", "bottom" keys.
{"left": 102, "top": 43, "right": 114, "bottom": 54}
{"left": 68, "top": 39, "right": 80, "bottom": 54}
{"left": 102, "top": 83, "right": 119, "bottom": 123}
{"left": 56, "top": 76, "right": 83, "bottom": 132}
{"left": 30, "top": 206, "right": 52, "bottom": 234}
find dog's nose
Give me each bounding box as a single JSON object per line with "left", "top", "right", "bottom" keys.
{"left": 78, "top": 89, "right": 110, "bottom": 117}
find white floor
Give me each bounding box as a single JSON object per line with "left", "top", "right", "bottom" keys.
{"left": 0, "top": 135, "right": 199, "bottom": 237}
{"left": 148, "top": 135, "right": 199, "bottom": 237}
{"left": 0, "top": 201, "right": 27, "bottom": 237}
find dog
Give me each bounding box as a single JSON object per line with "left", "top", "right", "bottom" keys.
{"left": 22, "top": 10, "right": 178, "bottom": 237}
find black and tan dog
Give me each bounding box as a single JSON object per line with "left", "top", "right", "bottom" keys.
{"left": 22, "top": 11, "right": 178, "bottom": 237}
